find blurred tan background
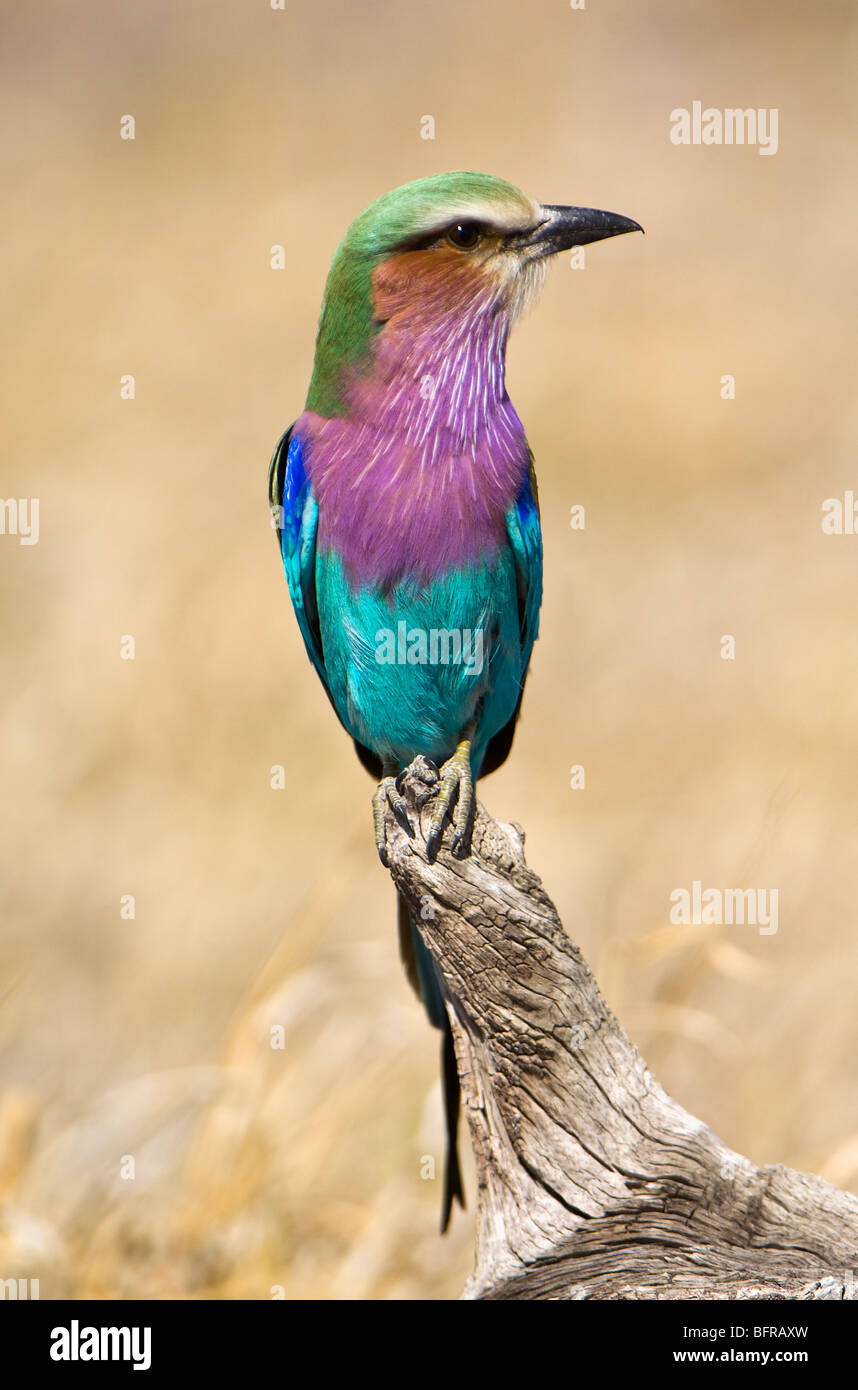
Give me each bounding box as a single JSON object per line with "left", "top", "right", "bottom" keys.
{"left": 1, "top": 0, "right": 857, "bottom": 1299}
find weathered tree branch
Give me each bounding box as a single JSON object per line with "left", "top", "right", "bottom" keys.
{"left": 384, "top": 758, "right": 858, "bottom": 1301}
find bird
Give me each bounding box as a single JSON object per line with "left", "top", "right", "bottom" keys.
{"left": 268, "top": 171, "right": 641, "bottom": 1229}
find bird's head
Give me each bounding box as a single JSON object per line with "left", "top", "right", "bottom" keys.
{"left": 305, "top": 171, "right": 642, "bottom": 417}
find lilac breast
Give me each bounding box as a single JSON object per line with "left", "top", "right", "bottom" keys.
{"left": 298, "top": 303, "right": 530, "bottom": 589}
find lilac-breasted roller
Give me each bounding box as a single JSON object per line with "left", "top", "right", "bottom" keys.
{"left": 269, "top": 171, "right": 641, "bottom": 1228}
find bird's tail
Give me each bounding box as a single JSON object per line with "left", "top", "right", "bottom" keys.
{"left": 397, "top": 894, "right": 464, "bottom": 1231}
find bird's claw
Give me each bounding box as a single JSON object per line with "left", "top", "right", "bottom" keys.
{"left": 425, "top": 741, "right": 474, "bottom": 861}
{"left": 373, "top": 772, "right": 412, "bottom": 866}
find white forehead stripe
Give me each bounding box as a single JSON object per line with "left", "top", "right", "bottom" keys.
{"left": 408, "top": 194, "right": 542, "bottom": 238}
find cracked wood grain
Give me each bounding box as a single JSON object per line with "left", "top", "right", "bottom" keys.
{"left": 383, "top": 758, "right": 858, "bottom": 1301}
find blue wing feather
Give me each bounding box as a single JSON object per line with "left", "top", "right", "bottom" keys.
{"left": 505, "top": 453, "right": 543, "bottom": 677}
{"left": 269, "top": 424, "right": 383, "bottom": 772}
{"left": 479, "top": 454, "right": 542, "bottom": 778}
{"left": 268, "top": 424, "right": 328, "bottom": 692}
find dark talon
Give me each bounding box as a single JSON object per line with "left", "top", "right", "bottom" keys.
{"left": 426, "top": 825, "right": 443, "bottom": 861}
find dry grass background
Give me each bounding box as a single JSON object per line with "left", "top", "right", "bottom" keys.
{"left": 1, "top": 0, "right": 857, "bottom": 1299}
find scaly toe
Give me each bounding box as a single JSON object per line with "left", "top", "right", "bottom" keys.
{"left": 425, "top": 753, "right": 473, "bottom": 860}
{"left": 373, "top": 774, "right": 413, "bottom": 865}
{"left": 426, "top": 781, "right": 456, "bottom": 859}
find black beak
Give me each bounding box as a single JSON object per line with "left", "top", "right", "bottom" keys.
{"left": 515, "top": 205, "right": 643, "bottom": 259}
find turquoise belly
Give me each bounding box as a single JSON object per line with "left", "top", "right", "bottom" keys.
{"left": 316, "top": 549, "right": 522, "bottom": 771}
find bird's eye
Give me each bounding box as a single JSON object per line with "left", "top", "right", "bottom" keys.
{"left": 446, "top": 222, "right": 482, "bottom": 249}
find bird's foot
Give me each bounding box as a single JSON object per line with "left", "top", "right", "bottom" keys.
{"left": 425, "top": 732, "right": 475, "bottom": 861}
{"left": 373, "top": 766, "right": 412, "bottom": 867}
